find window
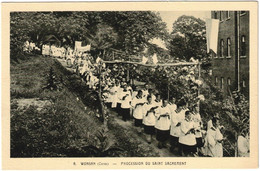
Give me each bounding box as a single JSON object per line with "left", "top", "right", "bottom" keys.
{"left": 215, "top": 77, "right": 218, "bottom": 86}
{"left": 220, "top": 39, "right": 224, "bottom": 57}
{"left": 241, "top": 35, "right": 246, "bottom": 57}
{"left": 220, "top": 11, "right": 223, "bottom": 21}
{"left": 240, "top": 11, "right": 246, "bottom": 16}
{"left": 227, "top": 78, "right": 231, "bottom": 86}
{"left": 226, "top": 11, "right": 230, "bottom": 19}
{"left": 242, "top": 80, "right": 246, "bottom": 88}
{"left": 227, "top": 38, "right": 231, "bottom": 57}
{"left": 221, "top": 77, "right": 224, "bottom": 89}
{"left": 214, "top": 11, "right": 218, "bottom": 19}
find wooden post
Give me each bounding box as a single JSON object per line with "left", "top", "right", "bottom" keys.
{"left": 198, "top": 63, "right": 201, "bottom": 112}
{"left": 98, "top": 65, "right": 105, "bottom": 123}
{"left": 167, "top": 82, "right": 170, "bottom": 101}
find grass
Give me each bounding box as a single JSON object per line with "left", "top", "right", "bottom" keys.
{"left": 10, "top": 55, "right": 161, "bottom": 157}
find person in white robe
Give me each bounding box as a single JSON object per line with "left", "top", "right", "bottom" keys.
{"left": 132, "top": 90, "right": 146, "bottom": 129}
{"left": 105, "top": 82, "right": 115, "bottom": 108}
{"left": 120, "top": 85, "right": 132, "bottom": 121}
{"left": 169, "top": 103, "right": 185, "bottom": 155}
{"left": 115, "top": 82, "right": 124, "bottom": 115}
{"left": 238, "top": 129, "right": 250, "bottom": 157}
{"left": 179, "top": 110, "right": 197, "bottom": 157}
{"left": 205, "top": 117, "right": 224, "bottom": 157}
{"left": 153, "top": 93, "right": 162, "bottom": 107}
{"left": 111, "top": 81, "right": 121, "bottom": 110}
{"left": 142, "top": 84, "right": 149, "bottom": 99}
{"left": 155, "top": 99, "right": 171, "bottom": 149}
{"left": 191, "top": 106, "right": 203, "bottom": 155}
{"left": 168, "top": 97, "right": 177, "bottom": 114}
{"left": 142, "top": 95, "right": 157, "bottom": 144}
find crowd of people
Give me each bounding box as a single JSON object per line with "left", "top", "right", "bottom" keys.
{"left": 43, "top": 44, "right": 249, "bottom": 158}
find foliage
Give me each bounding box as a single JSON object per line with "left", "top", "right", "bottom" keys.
{"left": 42, "top": 67, "right": 63, "bottom": 91}
{"left": 82, "top": 127, "right": 123, "bottom": 157}
{"left": 10, "top": 11, "right": 169, "bottom": 61}
{"left": 167, "top": 15, "right": 207, "bottom": 61}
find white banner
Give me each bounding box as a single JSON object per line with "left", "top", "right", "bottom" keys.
{"left": 206, "top": 18, "right": 219, "bottom": 54}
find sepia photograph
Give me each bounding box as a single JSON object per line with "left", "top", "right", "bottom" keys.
{"left": 2, "top": 1, "right": 258, "bottom": 169}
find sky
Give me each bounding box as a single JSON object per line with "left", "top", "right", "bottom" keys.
{"left": 159, "top": 11, "right": 211, "bottom": 33}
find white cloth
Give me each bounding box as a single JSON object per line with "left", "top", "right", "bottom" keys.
{"left": 155, "top": 105, "right": 171, "bottom": 130}
{"left": 119, "top": 90, "right": 131, "bottom": 108}
{"left": 179, "top": 120, "right": 196, "bottom": 146}
{"left": 168, "top": 103, "right": 177, "bottom": 114}
{"left": 142, "top": 103, "right": 156, "bottom": 126}
{"left": 205, "top": 127, "right": 223, "bottom": 157}
{"left": 111, "top": 86, "right": 121, "bottom": 108}
{"left": 238, "top": 135, "right": 250, "bottom": 157}
{"left": 142, "top": 89, "right": 149, "bottom": 99}
{"left": 153, "top": 99, "right": 162, "bottom": 107}
{"left": 132, "top": 96, "right": 146, "bottom": 119}
{"left": 193, "top": 112, "right": 202, "bottom": 138}
{"left": 170, "top": 110, "right": 183, "bottom": 137}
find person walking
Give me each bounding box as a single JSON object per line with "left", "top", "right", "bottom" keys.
{"left": 155, "top": 99, "right": 171, "bottom": 149}
{"left": 142, "top": 95, "right": 157, "bottom": 144}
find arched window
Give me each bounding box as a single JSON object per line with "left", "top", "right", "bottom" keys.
{"left": 227, "top": 38, "right": 231, "bottom": 57}
{"left": 221, "top": 77, "right": 224, "bottom": 89}
{"left": 226, "top": 11, "right": 230, "bottom": 19}
{"left": 241, "top": 35, "right": 246, "bottom": 57}
{"left": 220, "top": 39, "right": 224, "bottom": 57}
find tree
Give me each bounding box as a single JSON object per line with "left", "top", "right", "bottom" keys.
{"left": 88, "top": 24, "right": 118, "bottom": 59}
{"left": 167, "top": 15, "right": 207, "bottom": 61}
{"left": 101, "top": 11, "right": 169, "bottom": 56}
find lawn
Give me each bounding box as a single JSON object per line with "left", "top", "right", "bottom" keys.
{"left": 10, "top": 55, "right": 164, "bottom": 157}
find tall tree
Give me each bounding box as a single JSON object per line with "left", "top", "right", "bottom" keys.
{"left": 167, "top": 15, "right": 207, "bottom": 61}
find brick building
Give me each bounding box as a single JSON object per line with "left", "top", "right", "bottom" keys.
{"left": 211, "top": 11, "right": 249, "bottom": 97}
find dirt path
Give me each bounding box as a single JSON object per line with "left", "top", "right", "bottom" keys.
{"left": 55, "top": 57, "right": 177, "bottom": 157}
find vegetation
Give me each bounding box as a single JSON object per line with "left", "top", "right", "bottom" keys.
{"left": 11, "top": 55, "right": 162, "bottom": 157}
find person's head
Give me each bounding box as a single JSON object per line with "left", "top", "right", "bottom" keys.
{"left": 170, "top": 97, "right": 176, "bottom": 104}
{"left": 148, "top": 88, "right": 153, "bottom": 95}
{"left": 115, "top": 80, "right": 120, "bottom": 86}
{"left": 162, "top": 99, "right": 168, "bottom": 107}
{"left": 123, "top": 84, "right": 127, "bottom": 91}
{"left": 155, "top": 93, "right": 161, "bottom": 101}
{"left": 212, "top": 117, "right": 220, "bottom": 128}
{"left": 147, "top": 95, "right": 152, "bottom": 103}
{"left": 137, "top": 90, "right": 143, "bottom": 97}
{"left": 111, "top": 82, "right": 115, "bottom": 87}
{"left": 132, "top": 85, "right": 137, "bottom": 91}
{"left": 144, "top": 84, "right": 148, "bottom": 89}
{"left": 185, "top": 111, "right": 191, "bottom": 120}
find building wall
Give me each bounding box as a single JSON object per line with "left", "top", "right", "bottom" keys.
{"left": 239, "top": 12, "right": 249, "bottom": 97}
{"left": 211, "top": 11, "right": 249, "bottom": 97}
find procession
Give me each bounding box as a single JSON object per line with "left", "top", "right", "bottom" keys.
{"left": 10, "top": 11, "right": 250, "bottom": 158}
{"left": 39, "top": 41, "right": 249, "bottom": 158}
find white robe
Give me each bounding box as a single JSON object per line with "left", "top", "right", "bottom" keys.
{"left": 192, "top": 113, "right": 202, "bottom": 138}
{"left": 132, "top": 96, "right": 146, "bottom": 119}
{"left": 170, "top": 110, "right": 184, "bottom": 137}
{"left": 205, "top": 127, "right": 223, "bottom": 157}
{"left": 142, "top": 103, "right": 157, "bottom": 126}
{"left": 111, "top": 86, "right": 121, "bottom": 108}
{"left": 155, "top": 105, "right": 171, "bottom": 130}
{"left": 179, "top": 120, "right": 196, "bottom": 146}
{"left": 238, "top": 135, "right": 249, "bottom": 157}
{"left": 120, "top": 90, "right": 132, "bottom": 109}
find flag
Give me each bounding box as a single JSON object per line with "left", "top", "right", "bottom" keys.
{"left": 206, "top": 19, "right": 219, "bottom": 53}
{"left": 142, "top": 56, "right": 148, "bottom": 64}
{"left": 152, "top": 54, "right": 158, "bottom": 64}
{"left": 74, "top": 41, "right": 82, "bottom": 51}
{"left": 77, "top": 45, "right": 91, "bottom": 52}
{"left": 96, "top": 57, "right": 101, "bottom": 63}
